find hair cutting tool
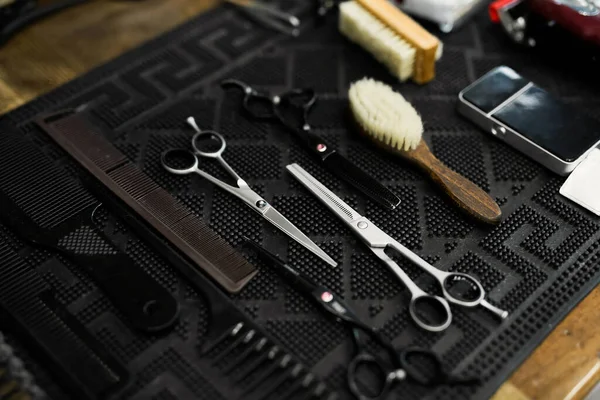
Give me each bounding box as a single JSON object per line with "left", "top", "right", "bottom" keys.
{"left": 0, "top": 126, "right": 179, "bottom": 333}
{"left": 287, "top": 163, "right": 508, "bottom": 332}
{"left": 225, "top": 0, "right": 300, "bottom": 36}
{"left": 244, "top": 240, "right": 477, "bottom": 399}
{"left": 221, "top": 79, "right": 401, "bottom": 211}
{"left": 0, "top": 230, "right": 128, "bottom": 400}
{"left": 160, "top": 117, "right": 336, "bottom": 268}
{"left": 36, "top": 110, "right": 256, "bottom": 293}
{"left": 33, "top": 111, "right": 333, "bottom": 399}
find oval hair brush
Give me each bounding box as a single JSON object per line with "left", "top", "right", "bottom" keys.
{"left": 349, "top": 78, "right": 502, "bottom": 224}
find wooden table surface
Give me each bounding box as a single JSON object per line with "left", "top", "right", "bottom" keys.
{"left": 0, "top": 1, "right": 599, "bottom": 399}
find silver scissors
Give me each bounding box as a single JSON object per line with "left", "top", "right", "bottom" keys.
{"left": 160, "top": 118, "right": 337, "bottom": 268}
{"left": 287, "top": 163, "right": 508, "bottom": 332}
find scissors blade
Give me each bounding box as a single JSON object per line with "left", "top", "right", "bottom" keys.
{"left": 286, "top": 163, "right": 363, "bottom": 225}
{"left": 262, "top": 207, "right": 337, "bottom": 267}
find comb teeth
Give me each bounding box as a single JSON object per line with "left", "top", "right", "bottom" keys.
{"left": 38, "top": 112, "right": 256, "bottom": 293}
{"left": 108, "top": 164, "right": 159, "bottom": 200}
{"left": 0, "top": 134, "right": 97, "bottom": 229}
{"left": 202, "top": 323, "right": 334, "bottom": 400}
{"left": 138, "top": 190, "right": 191, "bottom": 228}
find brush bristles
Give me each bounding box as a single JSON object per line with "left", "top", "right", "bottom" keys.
{"left": 339, "top": 1, "right": 416, "bottom": 82}
{"left": 349, "top": 78, "right": 423, "bottom": 152}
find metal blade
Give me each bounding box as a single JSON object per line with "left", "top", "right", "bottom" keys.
{"left": 286, "top": 163, "right": 363, "bottom": 225}
{"left": 262, "top": 207, "right": 337, "bottom": 267}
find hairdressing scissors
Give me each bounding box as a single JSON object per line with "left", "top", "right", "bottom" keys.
{"left": 160, "top": 118, "right": 336, "bottom": 268}
{"left": 244, "top": 240, "right": 478, "bottom": 400}
{"left": 221, "top": 79, "right": 402, "bottom": 211}
{"left": 287, "top": 163, "right": 508, "bottom": 332}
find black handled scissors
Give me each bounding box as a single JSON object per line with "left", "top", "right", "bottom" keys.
{"left": 244, "top": 240, "right": 478, "bottom": 400}
{"left": 221, "top": 79, "right": 402, "bottom": 211}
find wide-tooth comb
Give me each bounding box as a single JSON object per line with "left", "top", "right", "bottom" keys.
{"left": 201, "top": 323, "right": 337, "bottom": 400}
{"left": 0, "top": 235, "right": 128, "bottom": 400}
{"left": 36, "top": 110, "right": 257, "bottom": 293}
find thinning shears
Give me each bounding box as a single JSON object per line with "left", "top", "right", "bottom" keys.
{"left": 160, "top": 118, "right": 337, "bottom": 268}
{"left": 287, "top": 163, "right": 508, "bottom": 332}
{"left": 244, "top": 240, "right": 478, "bottom": 400}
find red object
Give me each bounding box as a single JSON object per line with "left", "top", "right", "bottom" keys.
{"left": 321, "top": 292, "right": 333, "bottom": 302}
{"left": 489, "top": 0, "right": 521, "bottom": 23}
{"left": 528, "top": 0, "right": 600, "bottom": 46}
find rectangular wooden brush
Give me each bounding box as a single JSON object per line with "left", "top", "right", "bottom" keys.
{"left": 340, "top": 0, "right": 442, "bottom": 84}
{"left": 37, "top": 110, "right": 257, "bottom": 293}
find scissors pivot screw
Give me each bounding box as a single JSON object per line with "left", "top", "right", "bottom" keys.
{"left": 256, "top": 200, "right": 268, "bottom": 209}
{"left": 273, "top": 96, "right": 281, "bottom": 104}
{"left": 316, "top": 143, "right": 327, "bottom": 152}
{"left": 389, "top": 370, "right": 407, "bottom": 380}
{"left": 303, "top": 124, "right": 311, "bottom": 131}
{"left": 357, "top": 221, "right": 368, "bottom": 229}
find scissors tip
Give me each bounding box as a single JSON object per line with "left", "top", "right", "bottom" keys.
{"left": 186, "top": 117, "right": 201, "bottom": 133}
{"left": 325, "top": 258, "right": 338, "bottom": 268}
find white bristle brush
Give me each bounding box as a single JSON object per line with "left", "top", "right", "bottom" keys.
{"left": 349, "top": 78, "right": 502, "bottom": 224}
{"left": 339, "top": 0, "right": 443, "bottom": 84}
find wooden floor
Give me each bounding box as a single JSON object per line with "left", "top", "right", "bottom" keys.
{"left": 0, "top": 1, "right": 598, "bottom": 399}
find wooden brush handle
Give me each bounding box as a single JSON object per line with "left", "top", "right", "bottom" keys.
{"left": 405, "top": 141, "right": 502, "bottom": 224}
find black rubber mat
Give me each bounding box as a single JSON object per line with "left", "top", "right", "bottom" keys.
{"left": 1, "top": 2, "right": 600, "bottom": 399}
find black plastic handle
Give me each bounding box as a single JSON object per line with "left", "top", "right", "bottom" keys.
{"left": 322, "top": 152, "right": 401, "bottom": 210}
{"left": 70, "top": 251, "right": 180, "bottom": 333}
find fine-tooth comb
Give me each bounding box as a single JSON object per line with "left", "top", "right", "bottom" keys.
{"left": 0, "top": 230, "right": 128, "bottom": 400}
{"left": 36, "top": 110, "right": 257, "bottom": 293}
{"left": 0, "top": 128, "right": 179, "bottom": 333}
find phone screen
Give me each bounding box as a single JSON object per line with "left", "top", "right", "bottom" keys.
{"left": 462, "top": 67, "right": 600, "bottom": 162}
